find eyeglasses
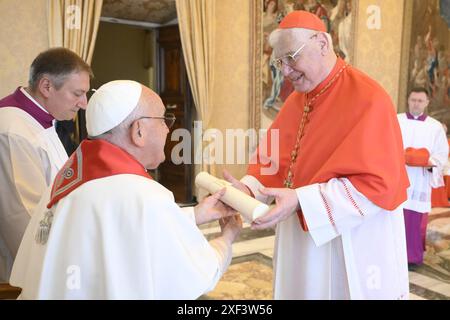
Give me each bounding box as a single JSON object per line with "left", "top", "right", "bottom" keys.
{"left": 272, "top": 33, "right": 319, "bottom": 70}
{"left": 133, "top": 113, "right": 176, "bottom": 129}
{"left": 272, "top": 43, "right": 306, "bottom": 70}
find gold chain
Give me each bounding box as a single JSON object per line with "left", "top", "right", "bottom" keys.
{"left": 283, "top": 64, "right": 348, "bottom": 188}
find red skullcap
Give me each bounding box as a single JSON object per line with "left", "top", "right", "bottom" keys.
{"left": 279, "top": 10, "right": 327, "bottom": 32}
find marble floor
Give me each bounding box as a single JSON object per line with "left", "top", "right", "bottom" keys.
{"left": 199, "top": 207, "right": 450, "bottom": 300}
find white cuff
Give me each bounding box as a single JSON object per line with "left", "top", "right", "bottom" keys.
{"left": 429, "top": 157, "right": 437, "bottom": 166}
{"left": 296, "top": 184, "right": 340, "bottom": 247}
{"left": 181, "top": 206, "right": 196, "bottom": 224}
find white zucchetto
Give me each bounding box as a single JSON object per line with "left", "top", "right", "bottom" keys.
{"left": 86, "top": 80, "right": 142, "bottom": 136}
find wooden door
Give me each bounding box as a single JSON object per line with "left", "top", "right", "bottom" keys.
{"left": 156, "top": 25, "right": 195, "bottom": 205}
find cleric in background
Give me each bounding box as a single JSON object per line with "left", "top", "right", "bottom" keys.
{"left": 398, "top": 87, "right": 449, "bottom": 265}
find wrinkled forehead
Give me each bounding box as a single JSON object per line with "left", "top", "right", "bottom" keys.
{"left": 270, "top": 28, "right": 311, "bottom": 56}
{"left": 140, "top": 87, "right": 165, "bottom": 116}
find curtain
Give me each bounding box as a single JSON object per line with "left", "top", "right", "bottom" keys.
{"left": 47, "top": 0, "right": 103, "bottom": 150}
{"left": 47, "top": 0, "right": 103, "bottom": 64}
{"left": 176, "top": 0, "right": 216, "bottom": 176}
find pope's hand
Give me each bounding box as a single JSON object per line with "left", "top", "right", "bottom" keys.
{"left": 219, "top": 214, "right": 243, "bottom": 244}
{"left": 251, "top": 187, "right": 300, "bottom": 230}
{"left": 194, "top": 188, "right": 237, "bottom": 225}
{"left": 223, "top": 169, "right": 251, "bottom": 196}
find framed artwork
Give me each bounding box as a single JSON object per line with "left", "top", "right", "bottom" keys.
{"left": 249, "top": 0, "right": 357, "bottom": 129}
{"left": 406, "top": 0, "right": 450, "bottom": 129}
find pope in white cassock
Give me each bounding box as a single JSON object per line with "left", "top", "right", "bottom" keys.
{"left": 10, "top": 80, "right": 242, "bottom": 299}
{"left": 0, "top": 48, "right": 91, "bottom": 282}
{"left": 397, "top": 87, "right": 449, "bottom": 265}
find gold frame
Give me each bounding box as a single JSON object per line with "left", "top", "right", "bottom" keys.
{"left": 249, "top": 0, "right": 263, "bottom": 132}
{"left": 398, "top": 0, "right": 414, "bottom": 113}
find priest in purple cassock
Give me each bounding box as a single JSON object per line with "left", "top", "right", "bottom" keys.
{"left": 398, "top": 87, "right": 449, "bottom": 265}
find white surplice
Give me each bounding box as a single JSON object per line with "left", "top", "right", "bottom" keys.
{"left": 397, "top": 113, "right": 449, "bottom": 213}
{"left": 0, "top": 102, "right": 67, "bottom": 282}
{"left": 242, "top": 175, "right": 409, "bottom": 300}
{"left": 10, "top": 175, "right": 231, "bottom": 299}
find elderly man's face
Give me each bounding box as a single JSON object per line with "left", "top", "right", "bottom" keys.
{"left": 46, "top": 71, "right": 90, "bottom": 120}
{"left": 140, "top": 90, "right": 170, "bottom": 170}
{"left": 274, "top": 33, "right": 324, "bottom": 93}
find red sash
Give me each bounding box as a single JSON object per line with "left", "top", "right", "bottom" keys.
{"left": 47, "top": 139, "right": 151, "bottom": 208}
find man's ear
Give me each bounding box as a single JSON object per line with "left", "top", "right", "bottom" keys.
{"left": 130, "top": 120, "right": 146, "bottom": 147}
{"left": 317, "top": 33, "right": 330, "bottom": 54}
{"left": 37, "top": 76, "right": 52, "bottom": 98}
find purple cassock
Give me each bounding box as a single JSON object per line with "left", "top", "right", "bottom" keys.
{"left": 0, "top": 87, "right": 54, "bottom": 128}
{"left": 403, "top": 112, "right": 428, "bottom": 265}
{"left": 403, "top": 209, "right": 429, "bottom": 264}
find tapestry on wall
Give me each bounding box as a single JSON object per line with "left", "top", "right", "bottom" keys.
{"left": 408, "top": 0, "right": 450, "bottom": 129}
{"left": 262, "top": 0, "right": 355, "bottom": 114}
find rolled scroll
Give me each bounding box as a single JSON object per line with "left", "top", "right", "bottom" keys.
{"left": 195, "top": 171, "right": 270, "bottom": 223}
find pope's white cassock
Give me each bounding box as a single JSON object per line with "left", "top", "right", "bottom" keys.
{"left": 10, "top": 80, "right": 232, "bottom": 300}
{"left": 10, "top": 141, "right": 231, "bottom": 300}
{"left": 0, "top": 87, "right": 68, "bottom": 282}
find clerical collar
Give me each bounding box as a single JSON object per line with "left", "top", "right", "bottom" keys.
{"left": 0, "top": 87, "right": 54, "bottom": 129}
{"left": 406, "top": 112, "right": 427, "bottom": 121}
{"left": 20, "top": 87, "right": 50, "bottom": 114}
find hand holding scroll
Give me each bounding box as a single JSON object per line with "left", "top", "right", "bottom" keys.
{"left": 195, "top": 172, "right": 270, "bottom": 223}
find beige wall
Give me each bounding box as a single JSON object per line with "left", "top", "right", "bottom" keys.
{"left": 210, "top": 0, "right": 250, "bottom": 180}
{"left": 90, "top": 22, "right": 155, "bottom": 90}
{"left": 354, "top": 0, "right": 405, "bottom": 110}
{"left": 0, "top": 0, "right": 49, "bottom": 97}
